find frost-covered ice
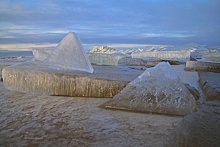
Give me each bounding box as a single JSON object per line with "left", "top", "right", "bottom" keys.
{"left": 101, "top": 62, "right": 196, "bottom": 116}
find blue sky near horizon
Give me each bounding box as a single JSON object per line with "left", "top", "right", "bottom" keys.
{"left": 0, "top": 0, "right": 220, "bottom": 47}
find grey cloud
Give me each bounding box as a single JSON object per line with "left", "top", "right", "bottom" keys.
{"left": 0, "top": 0, "right": 220, "bottom": 45}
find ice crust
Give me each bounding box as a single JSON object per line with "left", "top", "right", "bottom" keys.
{"left": 43, "top": 32, "right": 94, "bottom": 73}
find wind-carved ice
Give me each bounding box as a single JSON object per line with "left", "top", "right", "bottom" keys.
{"left": 43, "top": 32, "right": 94, "bottom": 73}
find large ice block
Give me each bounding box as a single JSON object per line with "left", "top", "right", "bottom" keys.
{"left": 88, "top": 53, "right": 126, "bottom": 66}
{"left": 131, "top": 50, "right": 191, "bottom": 63}
{"left": 185, "top": 61, "right": 220, "bottom": 73}
{"left": 101, "top": 62, "right": 196, "bottom": 116}
{"left": 202, "top": 54, "right": 220, "bottom": 62}
{"left": 2, "top": 61, "right": 143, "bottom": 98}
{"left": 118, "top": 58, "right": 180, "bottom": 67}
{"left": 43, "top": 32, "right": 94, "bottom": 73}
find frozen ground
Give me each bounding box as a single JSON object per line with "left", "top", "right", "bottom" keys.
{"left": 0, "top": 43, "right": 219, "bottom": 146}
{"left": 0, "top": 71, "right": 220, "bottom": 146}
{"left": 0, "top": 82, "right": 183, "bottom": 146}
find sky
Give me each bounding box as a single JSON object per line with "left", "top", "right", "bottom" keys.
{"left": 0, "top": 0, "right": 220, "bottom": 49}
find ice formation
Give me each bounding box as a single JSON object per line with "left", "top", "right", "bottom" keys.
{"left": 32, "top": 48, "right": 53, "bottom": 61}
{"left": 131, "top": 50, "right": 191, "bottom": 61}
{"left": 44, "top": 32, "right": 94, "bottom": 73}
{"left": 90, "top": 46, "right": 116, "bottom": 53}
{"left": 88, "top": 53, "right": 126, "bottom": 66}
{"left": 185, "top": 61, "right": 220, "bottom": 72}
{"left": 101, "top": 62, "right": 196, "bottom": 116}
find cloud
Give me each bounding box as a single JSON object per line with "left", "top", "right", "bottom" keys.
{"left": 0, "top": 0, "right": 219, "bottom": 46}
{"left": 0, "top": 43, "right": 57, "bottom": 50}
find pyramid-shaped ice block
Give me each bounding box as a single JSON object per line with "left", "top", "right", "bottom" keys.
{"left": 44, "top": 32, "right": 94, "bottom": 73}
{"left": 101, "top": 62, "right": 196, "bottom": 116}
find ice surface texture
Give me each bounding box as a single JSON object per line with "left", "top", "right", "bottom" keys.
{"left": 101, "top": 62, "right": 196, "bottom": 116}
{"left": 43, "top": 32, "right": 94, "bottom": 73}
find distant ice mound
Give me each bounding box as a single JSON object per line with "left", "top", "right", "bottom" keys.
{"left": 43, "top": 32, "right": 94, "bottom": 73}
{"left": 90, "top": 46, "right": 115, "bottom": 53}
{"left": 101, "top": 62, "right": 196, "bottom": 116}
